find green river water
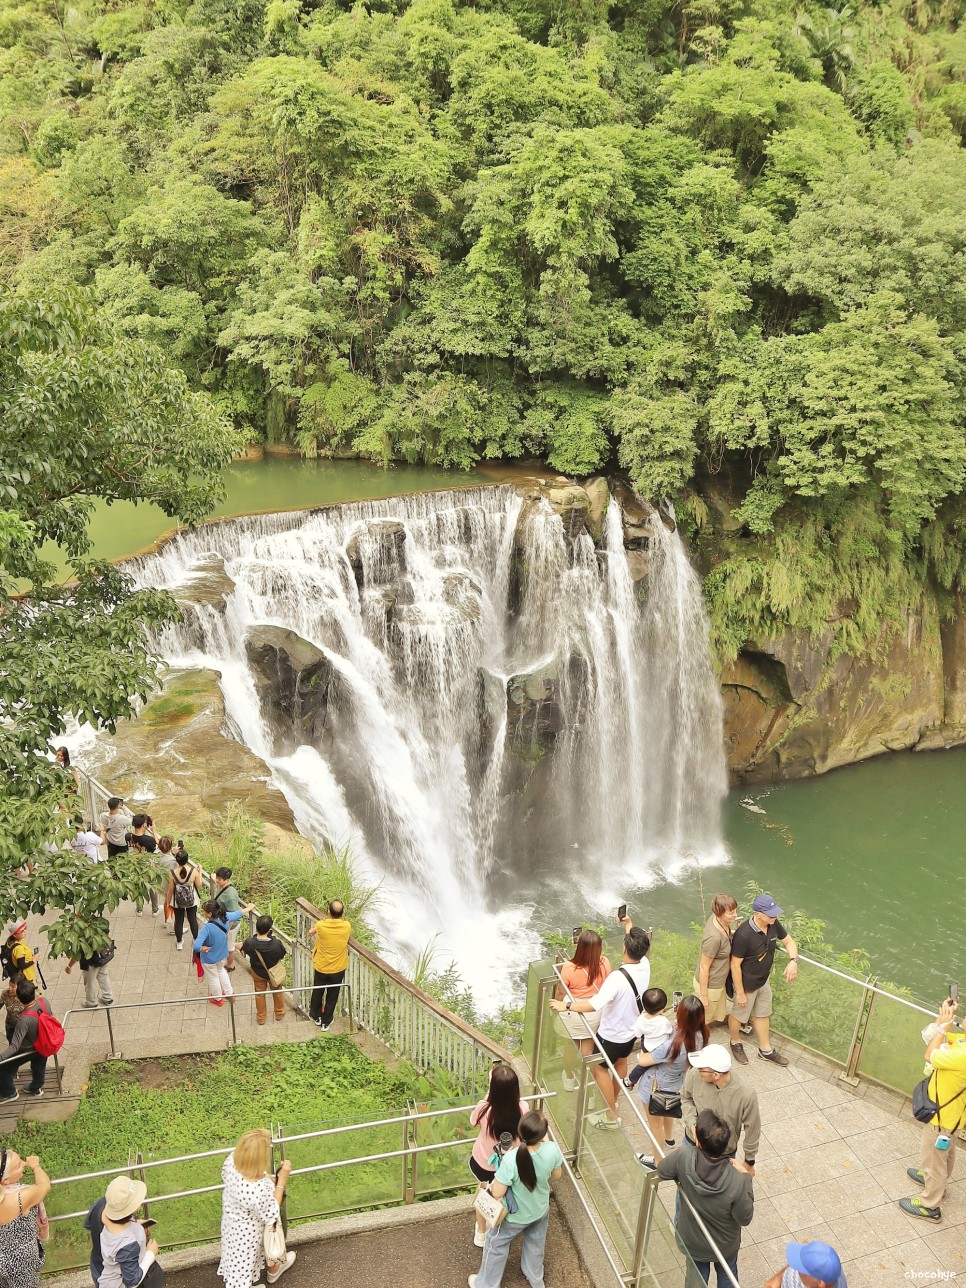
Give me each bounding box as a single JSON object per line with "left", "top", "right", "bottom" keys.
{"left": 74, "top": 457, "right": 962, "bottom": 1007}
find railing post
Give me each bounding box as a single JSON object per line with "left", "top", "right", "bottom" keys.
{"left": 530, "top": 976, "right": 551, "bottom": 1083}
{"left": 105, "top": 1006, "right": 119, "bottom": 1058}
{"left": 630, "top": 1170, "right": 659, "bottom": 1287}
{"left": 273, "top": 1127, "right": 289, "bottom": 1234}
{"left": 136, "top": 1150, "right": 149, "bottom": 1221}
{"left": 229, "top": 997, "right": 238, "bottom": 1047}
{"left": 840, "top": 976, "right": 876, "bottom": 1086}
{"left": 571, "top": 1046, "right": 592, "bottom": 1172}
{"left": 402, "top": 1106, "right": 416, "bottom": 1204}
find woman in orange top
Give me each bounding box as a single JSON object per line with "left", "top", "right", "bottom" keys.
{"left": 555, "top": 931, "right": 611, "bottom": 1092}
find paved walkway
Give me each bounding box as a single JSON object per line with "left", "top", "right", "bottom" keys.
{"left": 15, "top": 883, "right": 316, "bottom": 1090}
{"left": 614, "top": 1032, "right": 966, "bottom": 1287}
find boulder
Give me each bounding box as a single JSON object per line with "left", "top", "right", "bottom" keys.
{"left": 722, "top": 599, "right": 953, "bottom": 782}
{"left": 344, "top": 520, "right": 406, "bottom": 586}
{"left": 584, "top": 477, "right": 610, "bottom": 541}
{"left": 245, "top": 625, "right": 331, "bottom": 754}
{"left": 506, "top": 663, "right": 564, "bottom": 740}
{"left": 77, "top": 668, "right": 299, "bottom": 835}
{"left": 545, "top": 485, "right": 591, "bottom": 537}
{"left": 172, "top": 555, "right": 236, "bottom": 614}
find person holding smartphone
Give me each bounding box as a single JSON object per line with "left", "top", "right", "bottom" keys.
{"left": 555, "top": 931, "right": 612, "bottom": 1091}
{"left": 899, "top": 992, "right": 966, "bottom": 1222}
{"left": 549, "top": 910, "right": 650, "bottom": 1129}
{"left": 96, "top": 1176, "right": 160, "bottom": 1288}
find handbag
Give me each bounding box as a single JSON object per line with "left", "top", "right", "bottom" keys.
{"left": 256, "top": 949, "right": 286, "bottom": 990}
{"left": 142, "top": 1261, "right": 165, "bottom": 1288}
{"left": 648, "top": 1086, "right": 683, "bottom": 1119}
{"left": 473, "top": 1187, "right": 508, "bottom": 1229}
{"left": 263, "top": 1218, "right": 287, "bottom": 1263}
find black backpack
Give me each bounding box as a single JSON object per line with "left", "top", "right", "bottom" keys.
{"left": 0, "top": 942, "right": 14, "bottom": 981}
{"left": 172, "top": 864, "right": 196, "bottom": 909}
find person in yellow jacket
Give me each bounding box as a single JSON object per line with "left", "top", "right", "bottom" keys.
{"left": 4, "top": 922, "right": 36, "bottom": 985}
{"left": 306, "top": 901, "right": 350, "bottom": 1033}
{"left": 900, "top": 996, "right": 966, "bottom": 1221}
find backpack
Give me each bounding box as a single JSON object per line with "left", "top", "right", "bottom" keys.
{"left": 23, "top": 999, "right": 65, "bottom": 1057}
{"left": 0, "top": 943, "right": 13, "bottom": 981}
{"left": 172, "top": 864, "right": 196, "bottom": 909}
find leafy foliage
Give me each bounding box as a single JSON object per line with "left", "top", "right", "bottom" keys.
{"left": 2, "top": 0, "right": 966, "bottom": 653}
{"left": 0, "top": 284, "right": 237, "bottom": 958}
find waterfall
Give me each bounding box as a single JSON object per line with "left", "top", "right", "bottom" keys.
{"left": 129, "top": 485, "right": 727, "bottom": 1004}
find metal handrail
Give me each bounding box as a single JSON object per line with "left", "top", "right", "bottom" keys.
{"left": 542, "top": 966, "right": 743, "bottom": 1288}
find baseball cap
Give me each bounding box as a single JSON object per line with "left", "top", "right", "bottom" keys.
{"left": 688, "top": 1044, "right": 732, "bottom": 1073}
{"left": 752, "top": 893, "right": 783, "bottom": 917}
{"left": 785, "top": 1241, "right": 844, "bottom": 1287}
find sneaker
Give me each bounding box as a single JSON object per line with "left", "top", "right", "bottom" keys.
{"left": 730, "top": 1042, "right": 749, "bottom": 1065}
{"left": 22, "top": 1089, "right": 43, "bottom": 1098}
{"left": 312, "top": 1017, "right": 323, "bottom": 1028}
{"left": 320, "top": 1023, "right": 331, "bottom": 1032}
{"left": 176, "top": 941, "right": 184, "bottom": 951}
{"left": 906, "top": 1167, "right": 925, "bottom": 1185}
{"left": 899, "top": 1197, "right": 941, "bottom": 1222}
{"left": 591, "top": 1112, "right": 621, "bottom": 1130}
{"left": 758, "top": 1047, "right": 789, "bottom": 1067}
{"left": 636, "top": 1153, "right": 657, "bottom": 1170}
{"left": 664, "top": 1139, "right": 675, "bottom": 1148}
{"left": 137, "top": 908, "right": 144, "bottom": 917}
{"left": 153, "top": 908, "right": 161, "bottom": 917}
{"left": 473, "top": 1229, "right": 486, "bottom": 1248}
{"left": 562, "top": 1071, "right": 580, "bottom": 1092}
{"left": 0, "top": 1092, "right": 19, "bottom": 1104}
{"left": 739, "top": 1022, "right": 753, "bottom": 1036}
{"left": 266, "top": 1252, "right": 296, "bottom": 1283}
{"left": 621, "top": 1076, "right": 634, "bottom": 1089}
{"left": 83, "top": 1001, "right": 99, "bottom": 1009}
{"left": 468, "top": 1277, "right": 478, "bottom": 1288}
{"left": 209, "top": 998, "right": 224, "bottom": 1007}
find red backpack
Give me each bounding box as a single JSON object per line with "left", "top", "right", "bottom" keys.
{"left": 23, "top": 999, "right": 65, "bottom": 1057}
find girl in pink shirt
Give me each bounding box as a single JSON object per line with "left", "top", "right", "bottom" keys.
{"left": 469, "top": 1064, "right": 526, "bottom": 1247}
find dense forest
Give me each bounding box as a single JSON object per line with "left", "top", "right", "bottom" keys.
{"left": 2, "top": 0, "right": 966, "bottom": 652}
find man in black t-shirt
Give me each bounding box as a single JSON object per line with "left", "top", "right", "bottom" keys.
{"left": 241, "top": 915, "right": 287, "bottom": 1024}
{"left": 129, "top": 814, "right": 162, "bottom": 917}
{"left": 728, "top": 893, "right": 798, "bottom": 1067}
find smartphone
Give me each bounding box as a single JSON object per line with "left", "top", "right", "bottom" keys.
{"left": 140, "top": 1219, "right": 157, "bottom": 1230}
{"left": 672, "top": 990, "right": 684, "bottom": 1009}
{"left": 617, "top": 903, "right": 627, "bottom": 922}
{"left": 949, "top": 982, "right": 959, "bottom": 1005}
{"left": 572, "top": 926, "right": 583, "bottom": 945}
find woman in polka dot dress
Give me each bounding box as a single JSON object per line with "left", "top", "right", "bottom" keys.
{"left": 218, "top": 1130, "right": 295, "bottom": 1288}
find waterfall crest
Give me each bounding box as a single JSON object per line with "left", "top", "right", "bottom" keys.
{"left": 132, "top": 484, "right": 727, "bottom": 1000}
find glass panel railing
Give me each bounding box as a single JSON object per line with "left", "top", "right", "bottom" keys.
{"left": 45, "top": 1164, "right": 137, "bottom": 1273}
{"left": 766, "top": 955, "right": 858, "bottom": 1065}
{"left": 410, "top": 1099, "right": 476, "bottom": 1200}
{"left": 135, "top": 1143, "right": 232, "bottom": 1249}
{"left": 855, "top": 990, "right": 932, "bottom": 1094}
{"left": 524, "top": 959, "right": 737, "bottom": 1287}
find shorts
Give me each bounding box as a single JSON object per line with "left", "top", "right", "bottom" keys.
{"left": 469, "top": 1156, "right": 494, "bottom": 1184}
{"left": 557, "top": 1008, "right": 602, "bottom": 1042}
{"left": 691, "top": 976, "right": 730, "bottom": 1024}
{"left": 595, "top": 1033, "right": 636, "bottom": 1067}
{"left": 729, "top": 980, "right": 772, "bottom": 1024}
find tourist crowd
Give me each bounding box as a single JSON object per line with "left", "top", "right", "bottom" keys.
{"left": 3, "top": 756, "right": 963, "bottom": 1288}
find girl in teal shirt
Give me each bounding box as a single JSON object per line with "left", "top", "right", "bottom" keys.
{"left": 469, "top": 1112, "right": 563, "bottom": 1288}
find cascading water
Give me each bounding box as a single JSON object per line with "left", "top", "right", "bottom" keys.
{"left": 128, "top": 484, "right": 727, "bottom": 1006}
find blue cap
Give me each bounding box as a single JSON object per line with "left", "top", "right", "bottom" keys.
{"left": 786, "top": 1241, "right": 844, "bottom": 1286}
{"left": 752, "top": 893, "right": 783, "bottom": 917}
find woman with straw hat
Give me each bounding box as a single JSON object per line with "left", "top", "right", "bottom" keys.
{"left": 96, "top": 1176, "right": 159, "bottom": 1288}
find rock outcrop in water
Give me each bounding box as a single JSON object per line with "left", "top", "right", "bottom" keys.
{"left": 723, "top": 594, "right": 966, "bottom": 782}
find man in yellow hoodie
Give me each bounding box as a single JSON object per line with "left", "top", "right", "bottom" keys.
{"left": 307, "top": 901, "right": 351, "bottom": 1033}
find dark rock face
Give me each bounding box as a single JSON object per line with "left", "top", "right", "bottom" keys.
{"left": 245, "top": 625, "right": 331, "bottom": 755}
{"left": 720, "top": 594, "right": 966, "bottom": 782}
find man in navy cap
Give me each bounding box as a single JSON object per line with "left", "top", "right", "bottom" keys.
{"left": 727, "top": 893, "right": 798, "bottom": 1066}
{"left": 764, "top": 1240, "right": 847, "bottom": 1288}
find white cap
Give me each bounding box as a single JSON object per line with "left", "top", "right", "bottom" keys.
{"left": 688, "top": 1044, "right": 732, "bottom": 1073}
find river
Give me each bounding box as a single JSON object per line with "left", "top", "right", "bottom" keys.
{"left": 73, "top": 459, "right": 962, "bottom": 1008}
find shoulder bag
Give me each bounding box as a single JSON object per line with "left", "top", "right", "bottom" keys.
{"left": 264, "top": 1217, "right": 287, "bottom": 1264}
{"left": 618, "top": 967, "right": 645, "bottom": 1014}
{"left": 256, "top": 947, "right": 286, "bottom": 990}
{"left": 473, "top": 1187, "right": 507, "bottom": 1229}
{"left": 911, "top": 1070, "right": 963, "bottom": 1125}
{"left": 647, "top": 1085, "right": 683, "bottom": 1118}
